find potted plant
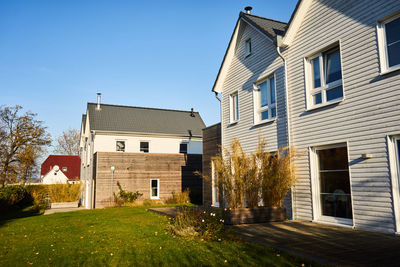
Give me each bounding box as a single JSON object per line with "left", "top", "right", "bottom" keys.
{"left": 213, "top": 139, "right": 297, "bottom": 224}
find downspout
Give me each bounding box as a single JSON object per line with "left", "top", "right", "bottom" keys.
{"left": 276, "top": 43, "right": 295, "bottom": 220}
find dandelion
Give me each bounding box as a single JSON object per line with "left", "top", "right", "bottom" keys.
{"left": 224, "top": 260, "right": 228, "bottom": 263}
{"left": 110, "top": 253, "right": 114, "bottom": 256}
{"left": 51, "top": 244, "right": 53, "bottom": 247}
{"left": 24, "top": 235, "right": 27, "bottom": 238}
{"left": 218, "top": 238, "right": 221, "bottom": 242}
{"left": 159, "top": 247, "right": 162, "bottom": 250}
{"left": 154, "top": 232, "right": 158, "bottom": 235}
{"left": 35, "top": 252, "right": 39, "bottom": 255}
{"left": 301, "top": 264, "right": 305, "bottom": 267}
{"left": 276, "top": 254, "right": 280, "bottom": 257}
{"left": 80, "top": 236, "right": 84, "bottom": 239}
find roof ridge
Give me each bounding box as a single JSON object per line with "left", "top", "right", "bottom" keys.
{"left": 240, "top": 12, "right": 288, "bottom": 25}
{"left": 87, "top": 102, "right": 200, "bottom": 114}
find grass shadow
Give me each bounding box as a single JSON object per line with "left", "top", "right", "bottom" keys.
{"left": 0, "top": 206, "right": 42, "bottom": 227}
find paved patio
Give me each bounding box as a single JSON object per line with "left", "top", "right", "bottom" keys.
{"left": 44, "top": 207, "right": 85, "bottom": 215}
{"left": 148, "top": 207, "right": 400, "bottom": 266}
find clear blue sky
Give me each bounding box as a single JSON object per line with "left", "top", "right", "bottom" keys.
{"left": 0, "top": 0, "right": 297, "bottom": 145}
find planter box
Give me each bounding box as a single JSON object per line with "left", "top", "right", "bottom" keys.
{"left": 51, "top": 201, "right": 79, "bottom": 209}
{"left": 223, "top": 206, "right": 286, "bottom": 225}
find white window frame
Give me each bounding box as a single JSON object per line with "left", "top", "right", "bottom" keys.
{"left": 140, "top": 141, "right": 149, "bottom": 153}
{"left": 62, "top": 167, "right": 67, "bottom": 172}
{"left": 310, "top": 143, "right": 354, "bottom": 227}
{"left": 305, "top": 42, "right": 344, "bottom": 110}
{"left": 377, "top": 12, "right": 400, "bottom": 75}
{"left": 229, "top": 91, "right": 239, "bottom": 123}
{"left": 388, "top": 135, "right": 400, "bottom": 234}
{"left": 211, "top": 160, "right": 219, "bottom": 207}
{"left": 116, "top": 140, "right": 126, "bottom": 152}
{"left": 245, "top": 38, "right": 252, "bottom": 57}
{"left": 253, "top": 74, "right": 277, "bottom": 124}
{"left": 150, "top": 179, "right": 159, "bottom": 199}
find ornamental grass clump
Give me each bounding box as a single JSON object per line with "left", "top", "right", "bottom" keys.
{"left": 213, "top": 138, "right": 299, "bottom": 209}
{"left": 169, "top": 207, "right": 225, "bottom": 240}
{"left": 165, "top": 189, "right": 190, "bottom": 204}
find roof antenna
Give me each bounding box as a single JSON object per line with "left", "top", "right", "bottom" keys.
{"left": 190, "top": 108, "right": 195, "bottom": 117}
{"left": 244, "top": 6, "right": 252, "bottom": 14}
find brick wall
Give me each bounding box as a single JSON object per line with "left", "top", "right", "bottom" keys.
{"left": 202, "top": 123, "right": 221, "bottom": 207}
{"left": 93, "top": 152, "right": 202, "bottom": 208}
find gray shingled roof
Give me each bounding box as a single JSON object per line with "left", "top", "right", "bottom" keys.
{"left": 87, "top": 103, "right": 206, "bottom": 137}
{"left": 240, "top": 12, "right": 287, "bottom": 39}
{"left": 81, "top": 114, "right": 87, "bottom": 133}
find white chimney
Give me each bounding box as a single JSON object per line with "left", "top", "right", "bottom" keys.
{"left": 96, "top": 93, "right": 101, "bottom": 110}
{"left": 244, "top": 6, "right": 252, "bottom": 14}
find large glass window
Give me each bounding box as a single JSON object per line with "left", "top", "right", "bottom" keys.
{"left": 230, "top": 92, "right": 239, "bottom": 123}
{"left": 317, "top": 146, "right": 352, "bottom": 219}
{"left": 254, "top": 75, "right": 276, "bottom": 123}
{"left": 307, "top": 46, "right": 343, "bottom": 108}
{"left": 378, "top": 14, "right": 400, "bottom": 73}
{"left": 150, "top": 179, "right": 159, "bottom": 199}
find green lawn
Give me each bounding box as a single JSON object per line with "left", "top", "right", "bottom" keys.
{"left": 0, "top": 206, "right": 313, "bottom": 266}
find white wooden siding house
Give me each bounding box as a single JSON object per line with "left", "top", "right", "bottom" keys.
{"left": 80, "top": 96, "right": 205, "bottom": 208}
{"left": 212, "top": 1, "right": 400, "bottom": 234}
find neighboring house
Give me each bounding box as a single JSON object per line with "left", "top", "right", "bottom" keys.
{"left": 80, "top": 95, "right": 205, "bottom": 208}
{"left": 211, "top": 1, "right": 400, "bottom": 235}
{"left": 40, "top": 155, "right": 81, "bottom": 184}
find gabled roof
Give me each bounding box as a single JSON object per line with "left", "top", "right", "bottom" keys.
{"left": 240, "top": 13, "right": 287, "bottom": 40}
{"left": 212, "top": 12, "right": 287, "bottom": 93}
{"left": 87, "top": 103, "right": 206, "bottom": 137}
{"left": 41, "top": 155, "right": 81, "bottom": 180}
{"left": 282, "top": 0, "right": 312, "bottom": 46}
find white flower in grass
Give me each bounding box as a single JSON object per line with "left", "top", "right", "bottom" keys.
{"left": 202, "top": 219, "right": 205, "bottom": 222}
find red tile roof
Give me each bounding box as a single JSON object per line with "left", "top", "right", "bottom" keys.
{"left": 41, "top": 155, "right": 81, "bottom": 180}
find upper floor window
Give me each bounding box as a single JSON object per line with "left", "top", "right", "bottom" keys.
{"left": 62, "top": 167, "right": 67, "bottom": 172}
{"left": 230, "top": 92, "right": 239, "bottom": 123}
{"left": 116, "top": 140, "right": 125, "bottom": 152}
{"left": 377, "top": 13, "right": 400, "bottom": 74}
{"left": 253, "top": 75, "right": 276, "bottom": 123}
{"left": 179, "top": 143, "right": 188, "bottom": 154}
{"left": 245, "top": 38, "right": 252, "bottom": 57}
{"left": 140, "top": 141, "right": 149, "bottom": 153}
{"left": 305, "top": 45, "right": 343, "bottom": 109}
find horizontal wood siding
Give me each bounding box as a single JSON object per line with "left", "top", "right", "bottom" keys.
{"left": 222, "top": 22, "right": 287, "bottom": 154}
{"left": 94, "top": 152, "right": 202, "bottom": 208}
{"left": 286, "top": 0, "right": 400, "bottom": 233}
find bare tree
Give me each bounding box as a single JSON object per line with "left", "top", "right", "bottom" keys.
{"left": 0, "top": 105, "right": 51, "bottom": 186}
{"left": 54, "top": 128, "right": 80, "bottom": 155}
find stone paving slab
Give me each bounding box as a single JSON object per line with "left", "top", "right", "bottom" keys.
{"left": 44, "top": 207, "right": 85, "bottom": 215}
{"left": 234, "top": 221, "right": 400, "bottom": 267}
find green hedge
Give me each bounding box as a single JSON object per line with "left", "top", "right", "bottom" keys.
{"left": 0, "top": 185, "right": 32, "bottom": 211}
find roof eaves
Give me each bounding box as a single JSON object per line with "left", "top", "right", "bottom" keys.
{"left": 211, "top": 16, "right": 241, "bottom": 93}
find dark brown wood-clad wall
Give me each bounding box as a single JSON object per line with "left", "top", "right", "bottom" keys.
{"left": 93, "top": 152, "right": 202, "bottom": 208}
{"left": 202, "top": 123, "right": 221, "bottom": 207}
